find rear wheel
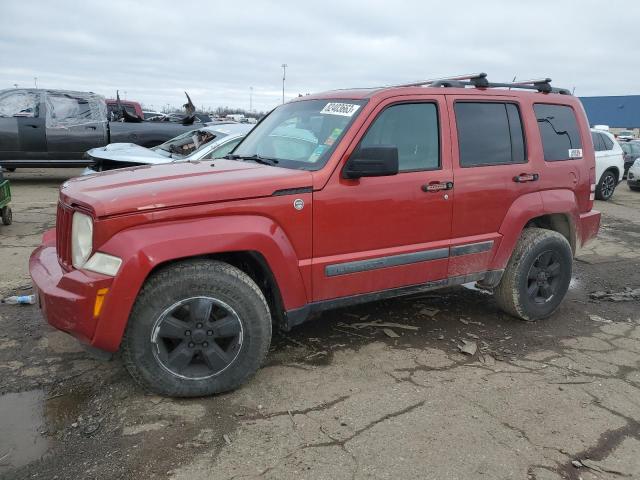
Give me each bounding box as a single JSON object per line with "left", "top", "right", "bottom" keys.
{"left": 1, "top": 206, "right": 12, "bottom": 225}
{"left": 122, "top": 260, "right": 272, "bottom": 397}
{"left": 494, "top": 228, "right": 572, "bottom": 321}
{"left": 595, "top": 170, "right": 617, "bottom": 200}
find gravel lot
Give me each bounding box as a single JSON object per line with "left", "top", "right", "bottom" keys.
{"left": 1, "top": 168, "right": 639, "bottom": 480}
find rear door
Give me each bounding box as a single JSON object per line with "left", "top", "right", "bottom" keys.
{"left": 446, "top": 95, "right": 536, "bottom": 277}
{"left": 45, "top": 92, "right": 107, "bottom": 160}
{"left": 0, "top": 90, "right": 46, "bottom": 161}
{"left": 312, "top": 96, "right": 454, "bottom": 301}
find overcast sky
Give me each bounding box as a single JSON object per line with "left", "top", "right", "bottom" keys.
{"left": 0, "top": 0, "right": 637, "bottom": 112}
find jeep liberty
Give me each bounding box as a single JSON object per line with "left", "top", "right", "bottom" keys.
{"left": 30, "top": 73, "right": 601, "bottom": 396}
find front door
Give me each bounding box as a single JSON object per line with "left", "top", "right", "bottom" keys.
{"left": 312, "top": 96, "right": 454, "bottom": 301}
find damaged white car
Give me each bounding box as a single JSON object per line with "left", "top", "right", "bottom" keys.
{"left": 83, "top": 122, "right": 254, "bottom": 174}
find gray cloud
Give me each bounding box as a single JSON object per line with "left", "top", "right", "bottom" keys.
{"left": 0, "top": 0, "right": 637, "bottom": 112}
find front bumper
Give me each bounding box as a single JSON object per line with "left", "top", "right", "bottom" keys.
{"left": 29, "top": 230, "right": 113, "bottom": 347}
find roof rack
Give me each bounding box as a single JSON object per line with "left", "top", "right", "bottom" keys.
{"left": 393, "top": 72, "right": 571, "bottom": 95}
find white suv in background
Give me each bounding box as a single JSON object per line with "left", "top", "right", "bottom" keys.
{"left": 591, "top": 128, "right": 625, "bottom": 200}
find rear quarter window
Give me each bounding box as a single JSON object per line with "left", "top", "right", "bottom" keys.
{"left": 534, "top": 104, "right": 583, "bottom": 161}
{"left": 601, "top": 134, "right": 614, "bottom": 150}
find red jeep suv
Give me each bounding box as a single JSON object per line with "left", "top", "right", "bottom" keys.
{"left": 30, "top": 73, "right": 601, "bottom": 396}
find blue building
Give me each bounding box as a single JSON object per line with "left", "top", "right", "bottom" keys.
{"left": 579, "top": 96, "right": 640, "bottom": 134}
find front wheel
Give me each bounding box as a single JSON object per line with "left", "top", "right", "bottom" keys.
{"left": 595, "top": 170, "right": 617, "bottom": 200}
{"left": 494, "top": 228, "right": 572, "bottom": 321}
{"left": 122, "top": 260, "right": 272, "bottom": 397}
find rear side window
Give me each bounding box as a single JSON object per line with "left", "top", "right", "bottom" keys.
{"left": 360, "top": 103, "right": 440, "bottom": 171}
{"left": 591, "top": 132, "right": 605, "bottom": 151}
{"left": 601, "top": 134, "right": 614, "bottom": 150}
{"left": 534, "top": 104, "right": 583, "bottom": 161}
{"left": 454, "top": 102, "right": 526, "bottom": 167}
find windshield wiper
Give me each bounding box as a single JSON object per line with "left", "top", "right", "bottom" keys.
{"left": 224, "top": 154, "right": 279, "bottom": 166}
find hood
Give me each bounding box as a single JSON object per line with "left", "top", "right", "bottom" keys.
{"left": 87, "top": 143, "right": 172, "bottom": 165}
{"left": 60, "top": 159, "right": 313, "bottom": 217}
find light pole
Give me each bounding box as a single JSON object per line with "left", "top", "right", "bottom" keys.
{"left": 281, "top": 64, "right": 287, "bottom": 104}
{"left": 249, "top": 86, "right": 253, "bottom": 112}
{"left": 34, "top": 77, "right": 38, "bottom": 89}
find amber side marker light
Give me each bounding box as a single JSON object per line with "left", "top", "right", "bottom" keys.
{"left": 94, "top": 288, "right": 109, "bottom": 318}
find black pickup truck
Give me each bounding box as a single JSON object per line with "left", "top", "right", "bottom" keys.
{"left": 0, "top": 88, "right": 196, "bottom": 168}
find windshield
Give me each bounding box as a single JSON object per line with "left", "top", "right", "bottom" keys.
{"left": 153, "top": 129, "right": 223, "bottom": 159}
{"left": 233, "top": 99, "right": 366, "bottom": 170}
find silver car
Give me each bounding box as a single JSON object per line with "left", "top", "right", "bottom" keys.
{"left": 83, "top": 122, "right": 253, "bottom": 174}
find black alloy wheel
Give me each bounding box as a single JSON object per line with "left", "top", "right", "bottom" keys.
{"left": 526, "top": 250, "right": 562, "bottom": 304}
{"left": 151, "top": 296, "right": 243, "bottom": 380}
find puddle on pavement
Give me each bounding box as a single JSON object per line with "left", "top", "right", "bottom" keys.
{"left": 0, "top": 388, "right": 88, "bottom": 473}
{"left": 0, "top": 390, "right": 49, "bottom": 471}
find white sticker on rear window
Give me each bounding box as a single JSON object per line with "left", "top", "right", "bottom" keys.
{"left": 569, "top": 148, "right": 583, "bottom": 158}
{"left": 320, "top": 103, "right": 360, "bottom": 117}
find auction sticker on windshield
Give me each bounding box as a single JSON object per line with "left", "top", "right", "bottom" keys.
{"left": 320, "top": 103, "right": 360, "bottom": 117}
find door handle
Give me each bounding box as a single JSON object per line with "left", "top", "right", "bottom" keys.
{"left": 421, "top": 181, "right": 453, "bottom": 192}
{"left": 25, "top": 124, "right": 38, "bottom": 128}
{"left": 513, "top": 173, "right": 539, "bottom": 183}
{"left": 85, "top": 126, "right": 97, "bottom": 130}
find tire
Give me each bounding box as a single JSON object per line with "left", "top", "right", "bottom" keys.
{"left": 595, "top": 170, "right": 617, "bottom": 200}
{"left": 1, "top": 206, "right": 11, "bottom": 225}
{"left": 629, "top": 185, "right": 640, "bottom": 192}
{"left": 122, "top": 259, "right": 272, "bottom": 397}
{"left": 494, "top": 228, "right": 572, "bottom": 322}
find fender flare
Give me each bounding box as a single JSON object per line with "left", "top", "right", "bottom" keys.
{"left": 91, "top": 215, "right": 308, "bottom": 351}
{"left": 490, "top": 190, "right": 579, "bottom": 271}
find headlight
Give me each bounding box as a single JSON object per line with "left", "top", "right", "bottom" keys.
{"left": 71, "top": 212, "right": 93, "bottom": 268}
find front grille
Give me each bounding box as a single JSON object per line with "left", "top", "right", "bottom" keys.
{"left": 56, "top": 202, "right": 73, "bottom": 269}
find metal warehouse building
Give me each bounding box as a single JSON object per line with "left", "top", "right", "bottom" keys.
{"left": 580, "top": 95, "right": 640, "bottom": 137}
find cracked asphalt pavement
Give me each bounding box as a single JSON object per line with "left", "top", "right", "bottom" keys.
{"left": 1, "top": 169, "right": 639, "bottom": 480}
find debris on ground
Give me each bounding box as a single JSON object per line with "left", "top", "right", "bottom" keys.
{"left": 589, "top": 314, "right": 612, "bottom": 324}
{"left": 458, "top": 340, "right": 478, "bottom": 356}
{"left": 350, "top": 320, "right": 419, "bottom": 331}
{"left": 223, "top": 434, "right": 232, "bottom": 446}
{"left": 382, "top": 328, "right": 400, "bottom": 338}
{"left": 419, "top": 307, "right": 440, "bottom": 318}
{"left": 305, "top": 351, "right": 328, "bottom": 360}
{"left": 571, "top": 460, "right": 583, "bottom": 468}
{"left": 589, "top": 288, "right": 640, "bottom": 302}
{"left": 1, "top": 294, "right": 36, "bottom": 305}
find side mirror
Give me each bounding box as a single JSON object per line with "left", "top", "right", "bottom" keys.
{"left": 342, "top": 146, "right": 399, "bottom": 179}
